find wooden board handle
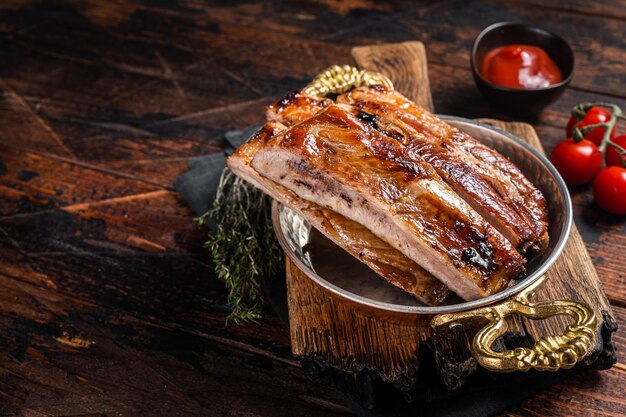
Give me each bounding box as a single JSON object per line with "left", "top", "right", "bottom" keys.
{"left": 352, "top": 41, "right": 434, "bottom": 111}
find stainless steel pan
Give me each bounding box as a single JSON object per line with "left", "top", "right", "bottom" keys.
{"left": 271, "top": 66, "right": 598, "bottom": 373}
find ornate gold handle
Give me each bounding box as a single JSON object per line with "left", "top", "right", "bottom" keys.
{"left": 431, "top": 276, "right": 599, "bottom": 372}
{"left": 303, "top": 65, "right": 393, "bottom": 98}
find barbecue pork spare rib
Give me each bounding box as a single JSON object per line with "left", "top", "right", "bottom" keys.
{"left": 227, "top": 86, "right": 549, "bottom": 304}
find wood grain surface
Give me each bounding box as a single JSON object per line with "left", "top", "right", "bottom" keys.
{"left": 0, "top": 1, "right": 624, "bottom": 416}
{"left": 352, "top": 41, "right": 434, "bottom": 111}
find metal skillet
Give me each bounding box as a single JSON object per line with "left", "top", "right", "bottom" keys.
{"left": 270, "top": 65, "right": 598, "bottom": 373}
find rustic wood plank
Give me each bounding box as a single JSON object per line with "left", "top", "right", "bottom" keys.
{"left": 395, "top": 1, "right": 626, "bottom": 97}
{"left": 492, "top": 0, "right": 626, "bottom": 21}
{"left": 0, "top": 92, "right": 271, "bottom": 186}
{"left": 0, "top": 264, "right": 622, "bottom": 417}
{"left": 1, "top": 255, "right": 622, "bottom": 417}
{"left": 0, "top": 1, "right": 354, "bottom": 116}
{"left": 0, "top": 272, "right": 351, "bottom": 417}
{"left": 286, "top": 259, "right": 427, "bottom": 388}
{"left": 0, "top": 80, "right": 74, "bottom": 158}
{"left": 0, "top": 144, "right": 161, "bottom": 216}
{"left": 62, "top": 189, "right": 202, "bottom": 253}
{"left": 352, "top": 41, "right": 434, "bottom": 111}
{"left": 0, "top": 213, "right": 292, "bottom": 355}
{"left": 3, "top": 0, "right": 623, "bottom": 178}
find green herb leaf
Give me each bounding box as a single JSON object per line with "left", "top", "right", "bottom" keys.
{"left": 197, "top": 168, "right": 283, "bottom": 325}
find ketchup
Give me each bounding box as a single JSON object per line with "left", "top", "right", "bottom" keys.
{"left": 480, "top": 44, "right": 563, "bottom": 89}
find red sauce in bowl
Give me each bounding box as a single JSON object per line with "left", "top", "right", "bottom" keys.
{"left": 480, "top": 44, "right": 563, "bottom": 89}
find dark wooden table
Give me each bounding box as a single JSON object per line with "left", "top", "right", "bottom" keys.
{"left": 0, "top": 1, "right": 624, "bottom": 416}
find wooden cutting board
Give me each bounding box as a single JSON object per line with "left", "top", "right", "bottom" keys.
{"left": 284, "top": 41, "right": 617, "bottom": 394}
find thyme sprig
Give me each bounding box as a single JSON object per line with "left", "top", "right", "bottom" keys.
{"left": 197, "top": 168, "right": 283, "bottom": 325}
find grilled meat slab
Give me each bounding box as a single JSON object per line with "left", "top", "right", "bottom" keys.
{"left": 227, "top": 121, "right": 450, "bottom": 305}
{"left": 266, "top": 90, "right": 332, "bottom": 127}
{"left": 251, "top": 104, "right": 525, "bottom": 300}
{"left": 338, "top": 86, "right": 549, "bottom": 254}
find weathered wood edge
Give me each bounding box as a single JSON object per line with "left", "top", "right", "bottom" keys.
{"left": 352, "top": 41, "right": 435, "bottom": 112}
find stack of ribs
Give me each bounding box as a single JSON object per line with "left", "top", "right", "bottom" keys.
{"left": 227, "top": 85, "right": 549, "bottom": 305}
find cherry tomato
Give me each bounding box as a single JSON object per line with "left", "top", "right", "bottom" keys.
{"left": 550, "top": 138, "right": 602, "bottom": 185}
{"left": 593, "top": 166, "right": 626, "bottom": 214}
{"left": 566, "top": 116, "right": 578, "bottom": 137}
{"left": 572, "top": 106, "right": 616, "bottom": 146}
{"left": 605, "top": 134, "right": 626, "bottom": 167}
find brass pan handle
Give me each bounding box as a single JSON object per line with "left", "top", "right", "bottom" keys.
{"left": 431, "top": 276, "right": 599, "bottom": 372}
{"left": 303, "top": 65, "right": 393, "bottom": 98}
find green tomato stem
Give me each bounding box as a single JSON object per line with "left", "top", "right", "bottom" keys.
{"left": 570, "top": 103, "right": 622, "bottom": 154}
{"left": 606, "top": 140, "right": 626, "bottom": 168}
{"left": 598, "top": 110, "right": 620, "bottom": 153}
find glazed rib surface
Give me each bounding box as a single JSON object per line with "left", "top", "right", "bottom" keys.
{"left": 227, "top": 121, "right": 450, "bottom": 305}
{"left": 251, "top": 103, "right": 525, "bottom": 300}
{"left": 338, "top": 86, "right": 549, "bottom": 254}
{"left": 266, "top": 90, "right": 332, "bottom": 127}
